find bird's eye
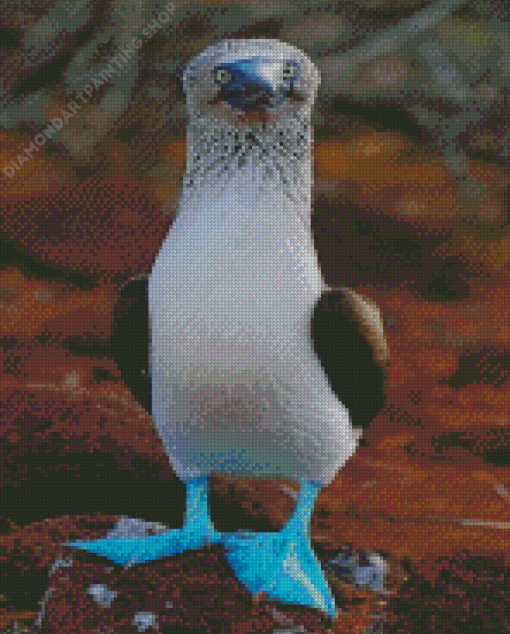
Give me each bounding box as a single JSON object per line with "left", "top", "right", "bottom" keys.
{"left": 282, "top": 62, "right": 297, "bottom": 81}
{"left": 213, "top": 68, "right": 232, "bottom": 85}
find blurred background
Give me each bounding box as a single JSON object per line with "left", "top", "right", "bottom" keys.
{"left": 1, "top": 0, "right": 510, "bottom": 631}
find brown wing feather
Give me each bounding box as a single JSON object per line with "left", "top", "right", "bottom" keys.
{"left": 311, "top": 287, "right": 389, "bottom": 430}
{"left": 110, "top": 275, "right": 152, "bottom": 415}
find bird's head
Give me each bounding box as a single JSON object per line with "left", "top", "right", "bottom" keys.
{"left": 179, "top": 38, "right": 320, "bottom": 130}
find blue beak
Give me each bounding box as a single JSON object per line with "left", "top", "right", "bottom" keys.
{"left": 214, "top": 57, "right": 297, "bottom": 111}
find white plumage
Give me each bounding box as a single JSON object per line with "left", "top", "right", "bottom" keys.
{"left": 149, "top": 38, "right": 356, "bottom": 487}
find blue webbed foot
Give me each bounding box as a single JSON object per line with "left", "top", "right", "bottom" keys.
{"left": 221, "top": 479, "right": 336, "bottom": 618}
{"left": 65, "top": 477, "right": 222, "bottom": 565}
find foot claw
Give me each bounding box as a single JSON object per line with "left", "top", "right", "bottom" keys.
{"left": 252, "top": 590, "right": 268, "bottom": 605}
{"left": 221, "top": 530, "right": 336, "bottom": 618}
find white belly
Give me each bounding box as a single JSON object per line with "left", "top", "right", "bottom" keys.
{"left": 149, "top": 188, "right": 356, "bottom": 485}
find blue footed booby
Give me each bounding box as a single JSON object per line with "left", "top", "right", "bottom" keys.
{"left": 66, "top": 38, "right": 389, "bottom": 619}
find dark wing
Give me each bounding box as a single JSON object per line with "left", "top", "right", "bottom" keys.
{"left": 311, "top": 287, "right": 389, "bottom": 430}
{"left": 110, "top": 275, "right": 152, "bottom": 415}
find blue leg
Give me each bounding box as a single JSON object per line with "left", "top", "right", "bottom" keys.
{"left": 65, "top": 477, "right": 222, "bottom": 565}
{"left": 221, "top": 479, "right": 336, "bottom": 618}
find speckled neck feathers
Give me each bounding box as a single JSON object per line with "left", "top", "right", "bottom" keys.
{"left": 181, "top": 117, "right": 313, "bottom": 212}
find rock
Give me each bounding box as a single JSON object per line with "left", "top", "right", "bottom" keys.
{"left": 36, "top": 545, "right": 334, "bottom": 634}
{"left": 385, "top": 550, "right": 510, "bottom": 633}
{"left": 2, "top": 514, "right": 395, "bottom": 634}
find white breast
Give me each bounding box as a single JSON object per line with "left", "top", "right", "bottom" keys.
{"left": 149, "top": 178, "right": 356, "bottom": 486}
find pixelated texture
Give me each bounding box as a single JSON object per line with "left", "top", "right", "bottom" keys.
{"left": 39, "top": 545, "right": 334, "bottom": 633}
{"left": 2, "top": 0, "right": 510, "bottom": 632}
{"left": 2, "top": 514, "right": 396, "bottom": 633}
{"left": 149, "top": 38, "right": 361, "bottom": 489}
